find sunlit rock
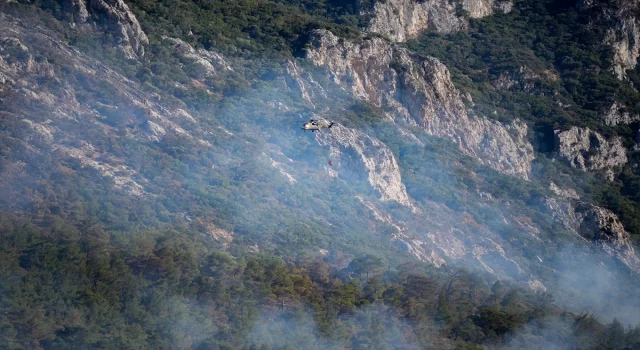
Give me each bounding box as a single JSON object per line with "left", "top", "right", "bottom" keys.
{"left": 555, "top": 127, "right": 627, "bottom": 180}
{"left": 306, "top": 29, "right": 534, "bottom": 179}
{"left": 363, "top": 0, "right": 513, "bottom": 41}
{"left": 65, "top": 0, "right": 149, "bottom": 59}
{"left": 317, "top": 124, "right": 411, "bottom": 205}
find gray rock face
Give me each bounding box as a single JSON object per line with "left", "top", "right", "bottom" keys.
{"left": 491, "top": 66, "right": 540, "bottom": 93}
{"left": 358, "top": 196, "right": 539, "bottom": 287}
{"left": 606, "top": 15, "right": 640, "bottom": 80}
{"left": 0, "top": 13, "right": 206, "bottom": 195}
{"left": 602, "top": 102, "right": 640, "bottom": 126}
{"left": 545, "top": 198, "right": 583, "bottom": 238}
{"left": 283, "top": 60, "right": 327, "bottom": 108}
{"left": 462, "top": 0, "right": 513, "bottom": 18}
{"left": 578, "top": 0, "right": 640, "bottom": 80}
{"left": 545, "top": 198, "right": 640, "bottom": 272}
{"left": 163, "top": 37, "right": 232, "bottom": 78}
{"left": 555, "top": 127, "right": 627, "bottom": 180}
{"left": 577, "top": 204, "right": 636, "bottom": 261}
{"left": 0, "top": 37, "right": 55, "bottom": 83}
{"left": 68, "top": 0, "right": 90, "bottom": 22}
{"left": 549, "top": 182, "right": 581, "bottom": 200}
{"left": 66, "top": 0, "right": 149, "bottom": 59}
{"left": 305, "top": 29, "right": 534, "bottom": 179}
{"left": 316, "top": 124, "right": 411, "bottom": 205}
{"left": 365, "top": 0, "right": 464, "bottom": 41}
{"left": 5, "top": 2, "right": 640, "bottom": 307}
{"left": 364, "top": 0, "right": 513, "bottom": 41}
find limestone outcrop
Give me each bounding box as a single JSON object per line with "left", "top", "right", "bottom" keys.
{"left": 316, "top": 124, "right": 411, "bottom": 205}
{"left": 555, "top": 127, "right": 627, "bottom": 180}
{"left": 364, "top": 0, "right": 513, "bottom": 41}
{"left": 305, "top": 29, "right": 534, "bottom": 179}
{"left": 65, "top": 0, "right": 149, "bottom": 59}
{"left": 545, "top": 198, "right": 640, "bottom": 272}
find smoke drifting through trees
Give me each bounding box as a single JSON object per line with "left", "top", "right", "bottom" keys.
{"left": 1, "top": 1, "right": 640, "bottom": 349}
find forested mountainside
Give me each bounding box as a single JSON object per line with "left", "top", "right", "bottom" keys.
{"left": 2, "top": 0, "right": 640, "bottom": 348}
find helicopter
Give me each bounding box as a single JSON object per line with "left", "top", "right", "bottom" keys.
{"left": 301, "top": 119, "right": 334, "bottom": 132}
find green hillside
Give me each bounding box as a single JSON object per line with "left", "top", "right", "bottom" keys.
{"left": 1, "top": 0, "right": 640, "bottom": 349}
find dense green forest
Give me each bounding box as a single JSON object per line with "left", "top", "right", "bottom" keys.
{"left": 3, "top": 0, "right": 640, "bottom": 348}
{"left": 2, "top": 212, "right": 640, "bottom": 349}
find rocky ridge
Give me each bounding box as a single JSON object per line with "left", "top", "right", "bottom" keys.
{"left": 357, "top": 196, "right": 546, "bottom": 289}
{"left": 284, "top": 61, "right": 328, "bottom": 108}
{"left": 304, "top": 29, "right": 534, "bottom": 179}
{"left": 0, "top": 13, "right": 209, "bottom": 196}
{"left": 364, "top": 0, "right": 513, "bottom": 41}
{"left": 605, "top": 19, "right": 639, "bottom": 80}
{"left": 577, "top": 203, "right": 640, "bottom": 271}
{"left": 549, "top": 182, "right": 581, "bottom": 200}
{"left": 298, "top": 27, "right": 639, "bottom": 282}
{"left": 2, "top": 0, "right": 640, "bottom": 301}
{"left": 0, "top": 37, "right": 55, "bottom": 85}
{"left": 491, "top": 66, "right": 541, "bottom": 93}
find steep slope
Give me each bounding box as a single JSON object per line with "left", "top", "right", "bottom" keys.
{"left": 405, "top": 0, "right": 640, "bottom": 239}
{"left": 0, "top": 14, "right": 208, "bottom": 199}
{"left": 578, "top": 0, "right": 640, "bottom": 80}
{"left": 4, "top": 0, "right": 638, "bottom": 290}
{"left": 315, "top": 124, "right": 411, "bottom": 205}
{"left": 66, "top": 0, "right": 148, "bottom": 59}
{"left": 0, "top": 6, "right": 412, "bottom": 262}
{"left": 305, "top": 29, "right": 534, "bottom": 179}
{"left": 2, "top": 0, "right": 640, "bottom": 342}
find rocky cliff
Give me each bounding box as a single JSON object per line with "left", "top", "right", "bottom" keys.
{"left": 577, "top": 203, "right": 640, "bottom": 271}
{"left": 3, "top": 0, "right": 640, "bottom": 308}
{"left": 1, "top": 11, "right": 538, "bottom": 285}
{"left": 491, "top": 66, "right": 543, "bottom": 93}
{"left": 602, "top": 102, "right": 640, "bottom": 126}
{"left": 364, "top": 0, "right": 513, "bottom": 41}
{"left": 305, "top": 29, "right": 534, "bottom": 179}
{"left": 0, "top": 37, "right": 55, "bottom": 84}
{"left": 555, "top": 126, "right": 627, "bottom": 180}
{"left": 163, "top": 36, "right": 232, "bottom": 78}
{"left": 545, "top": 197, "right": 640, "bottom": 272}
{"left": 579, "top": 0, "right": 640, "bottom": 80}
{"left": 66, "top": 0, "right": 149, "bottom": 59}
{"left": 358, "top": 194, "right": 546, "bottom": 290}
{"left": 284, "top": 61, "right": 328, "bottom": 108}
{"left": 316, "top": 124, "right": 411, "bottom": 205}
{"left": 0, "top": 13, "right": 206, "bottom": 197}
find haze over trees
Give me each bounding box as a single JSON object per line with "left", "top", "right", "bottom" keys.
{"left": 1, "top": 0, "right": 640, "bottom": 349}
